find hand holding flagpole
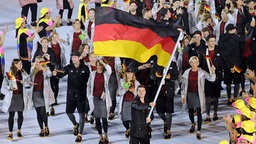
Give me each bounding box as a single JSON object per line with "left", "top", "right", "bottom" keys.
{"left": 147, "top": 32, "right": 183, "bottom": 119}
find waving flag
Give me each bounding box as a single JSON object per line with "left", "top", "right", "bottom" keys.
{"left": 93, "top": 6, "right": 179, "bottom": 67}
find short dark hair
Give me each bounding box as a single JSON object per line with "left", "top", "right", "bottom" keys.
{"left": 142, "top": 8, "right": 151, "bottom": 17}
{"left": 137, "top": 85, "right": 146, "bottom": 91}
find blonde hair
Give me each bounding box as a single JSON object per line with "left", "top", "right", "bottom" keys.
{"left": 40, "top": 37, "right": 49, "bottom": 43}
{"left": 189, "top": 56, "right": 199, "bottom": 64}
{"left": 48, "top": 32, "right": 58, "bottom": 42}
{"left": 32, "top": 56, "right": 45, "bottom": 76}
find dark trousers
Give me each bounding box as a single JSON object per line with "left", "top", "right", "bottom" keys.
{"left": 21, "top": 3, "right": 37, "bottom": 22}
{"left": 95, "top": 118, "right": 108, "bottom": 134}
{"left": 188, "top": 107, "right": 202, "bottom": 131}
{"left": 50, "top": 76, "right": 60, "bottom": 100}
{"left": 35, "top": 106, "right": 48, "bottom": 129}
{"left": 130, "top": 135, "right": 150, "bottom": 144}
{"left": 59, "top": 9, "right": 73, "bottom": 19}
{"left": 205, "top": 97, "right": 219, "bottom": 115}
{"left": 8, "top": 112, "right": 23, "bottom": 132}
{"left": 21, "top": 60, "right": 31, "bottom": 74}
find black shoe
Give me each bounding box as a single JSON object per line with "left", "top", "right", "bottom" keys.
{"left": 45, "top": 127, "right": 50, "bottom": 136}
{"left": 84, "top": 116, "right": 89, "bottom": 123}
{"left": 99, "top": 137, "right": 104, "bottom": 144}
{"left": 108, "top": 113, "right": 115, "bottom": 120}
{"left": 213, "top": 114, "right": 219, "bottom": 121}
{"left": 228, "top": 98, "right": 233, "bottom": 105}
{"left": 73, "top": 123, "right": 79, "bottom": 136}
{"left": 17, "top": 130, "right": 23, "bottom": 137}
{"left": 90, "top": 116, "right": 94, "bottom": 124}
{"left": 39, "top": 129, "right": 45, "bottom": 137}
{"left": 164, "top": 130, "right": 171, "bottom": 139}
{"left": 189, "top": 123, "right": 196, "bottom": 133}
{"left": 177, "top": 89, "right": 181, "bottom": 95}
{"left": 50, "top": 107, "right": 55, "bottom": 116}
{"left": 125, "top": 129, "right": 130, "bottom": 138}
{"left": 67, "top": 21, "right": 72, "bottom": 26}
{"left": 196, "top": 131, "right": 202, "bottom": 140}
{"left": 104, "top": 136, "right": 109, "bottom": 144}
{"left": 7, "top": 133, "right": 13, "bottom": 140}
{"left": 239, "top": 90, "right": 245, "bottom": 96}
{"left": 204, "top": 117, "right": 211, "bottom": 124}
{"left": 75, "top": 134, "right": 82, "bottom": 142}
{"left": 52, "top": 99, "right": 58, "bottom": 106}
{"left": 31, "top": 22, "right": 37, "bottom": 26}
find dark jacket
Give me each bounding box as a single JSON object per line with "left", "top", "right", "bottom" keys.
{"left": 199, "top": 45, "right": 225, "bottom": 81}
{"left": 218, "top": 33, "right": 244, "bottom": 69}
{"left": 130, "top": 96, "right": 153, "bottom": 138}
{"left": 199, "top": 46, "right": 225, "bottom": 97}
{"left": 156, "top": 61, "right": 178, "bottom": 114}
{"left": 57, "top": 62, "right": 90, "bottom": 101}
{"left": 187, "top": 40, "right": 206, "bottom": 59}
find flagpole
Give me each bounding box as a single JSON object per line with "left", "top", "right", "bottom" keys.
{"left": 147, "top": 32, "right": 183, "bottom": 119}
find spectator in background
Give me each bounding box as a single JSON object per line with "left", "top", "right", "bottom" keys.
{"left": 37, "top": 7, "right": 60, "bottom": 39}
{"left": 129, "top": 1, "right": 142, "bottom": 17}
{"left": 0, "top": 25, "right": 8, "bottom": 100}
{"left": 18, "top": 0, "right": 38, "bottom": 26}
{"left": 15, "top": 17, "right": 37, "bottom": 74}
{"left": 49, "top": 32, "right": 67, "bottom": 105}
{"left": 56, "top": 0, "right": 74, "bottom": 26}
{"left": 84, "top": 8, "right": 95, "bottom": 51}
{"left": 68, "top": 19, "right": 86, "bottom": 54}
{"left": 215, "top": 9, "right": 234, "bottom": 42}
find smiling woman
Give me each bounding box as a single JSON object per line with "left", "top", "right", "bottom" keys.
{"left": 181, "top": 56, "right": 216, "bottom": 140}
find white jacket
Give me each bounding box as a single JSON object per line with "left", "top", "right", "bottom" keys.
{"left": 29, "top": 66, "right": 55, "bottom": 112}
{"left": 84, "top": 19, "right": 95, "bottom": 51}
{"left": 87, "top": 64, "right": 112, "bottom": 115}
{"left": 118, "top": 79, "right": 140, "bottom": 115}
{"left": 181, "top": 68, "right": 216, "bottom": 113}
{"left": 1, "top": 71, "right": 32, "bottom": 113}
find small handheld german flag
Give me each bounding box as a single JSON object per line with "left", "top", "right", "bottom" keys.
{"left": 6, "top": 72, "right": 14, "bottom": 80}
{"left": 156, "top": 71, "right": 163, "bottom": 78}
{"left": 39, "top": 60, "right": 50, "bottom": 66}
{"left": 234, "top": 65, "right": 242, "bottom": 73}
{"left": 204, "top": 5, "right": 210, "bottom": 12}
{"left": 215, "top": 13, "right": 220, "bottom": 21}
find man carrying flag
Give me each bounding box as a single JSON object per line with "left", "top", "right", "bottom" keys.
{"left": 93, "top": 6, "right": 183, "bottom": 142}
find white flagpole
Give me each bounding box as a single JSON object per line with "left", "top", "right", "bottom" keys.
{"left": 147, "top": 32, "right": 183, "bottom": 118}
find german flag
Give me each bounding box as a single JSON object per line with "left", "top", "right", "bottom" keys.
{"left": 204, "top": 5, "right": 210, "bottom": 12}
{"left": 39, "top": 60, "right": 50, "bottom": 66}
{"left": 6, "top": 72, "right": 14, "bottom": 80}
{"left": 234, "top": 65, "right": 242, "bottom": 73}
{"left": 94, "top": 6, "right": 179, "bottom": 67}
